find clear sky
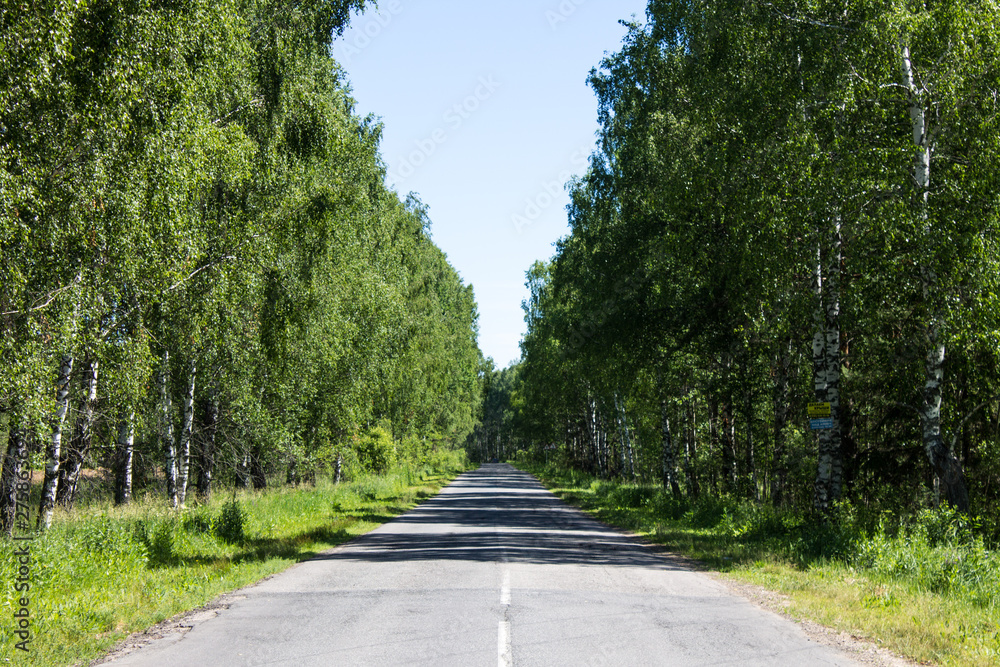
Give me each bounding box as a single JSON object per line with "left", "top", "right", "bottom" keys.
{"left": 333, "top": 0, "right": 649, "bottom": 368}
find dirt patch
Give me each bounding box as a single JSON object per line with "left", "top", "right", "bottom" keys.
{"left": 91, "top": 592, "right": 240, "bottom": 665}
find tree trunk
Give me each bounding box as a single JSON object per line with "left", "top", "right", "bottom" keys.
{"left": 236, "top": 450, "right": 251, "bottom": 488}
{"left": 720, "top": 401, "right": 737, "bottom": 493}
{"left": 197, "top": 385, "right": 218, "bottom": 500}
{"left": 115, "top": 410, "right": 135, "bottom": 506}
{"left": 58, "top": 358, "right": 98, "bottom": 508}
{"left": 684, "top": 395, "right": 699, "bottom": 498}
{"left": 0, "top": 421, "right": 26, "bottom": 536}
{"left": 159, "top": 351, "right": 178, "bottom": 508}
{"left": 812, "top": 218, "right": 844, "bottom": 514}
{"left": 250, "top": 446, "right": 267, "bottom": 490}
{"left": 176, "top": 359, "right": 196, "bottom": 506}
{"left": 709, "top": 399, "right": 720, "bottom": 494}
{"left": 614, "top": 393, "right": 636, "bottom": 480}
{"left": 661, "top": 399, "right": 681, "bottom": 496}
{"left": 39, "top": 354, "right": 74, "bottom": 530}
{"left": 901, "top": 43, "right": 969, "bottom": 511}
{"left": 744, "top": 392, "right": 759, "bottom": 501}
{"left": 772, "top": 339, "right": 791, "bottom": 506}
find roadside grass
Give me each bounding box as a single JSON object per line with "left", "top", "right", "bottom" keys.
{"left": 0, "top": 452, "right": 469, "bottom": 666}
{"left": 518, "top": 461, "right": 1000, "bottom": 667}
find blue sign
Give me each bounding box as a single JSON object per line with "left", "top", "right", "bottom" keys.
{"left": 810, "top": 418, "right": 834, "bottom": 430}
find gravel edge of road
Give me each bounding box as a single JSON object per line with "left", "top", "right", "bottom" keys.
{"left": 714, "top": 576, "right": 926, "bottom": 667}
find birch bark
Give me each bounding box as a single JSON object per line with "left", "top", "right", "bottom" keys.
{"left": 901, "top": 43, "right": 969, "bottom": 511}
{"left": 159, "top": 351, "right": 178, "bottom": 508}
{"left": 58, "top": 358, "right": 98, "bottom": 508}
{"left": 684, "top": 396, "right": 698, "bottom": 498}
{"left": 115, "top": 410, "right": 135, "bottom": 506}
{"left": 772, "top": 340, "right": 792, "bottom": 506}
{"left": 177, "top": 359, "right": 196, "bottom": 506}
{"left": 661, "top": 399, "right": 680, "bottom": 495}
{"left": 39, "top": 354, "right": 74, "bottom": 530}
{"left": 812, "top": 217, "right": 844, "bottom": 514}
{"left": 0, "top": 423, "right": 26, "bottom": 535}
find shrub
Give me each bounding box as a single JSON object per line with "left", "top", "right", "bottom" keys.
{"left": 356, "top": 426, "right": 397, "bottom": 475}
{"left": 127, "top": 517, "right": 178, "bottom": 567}
{"left": 215, "top": 500, "right": 247, "bottom": 544}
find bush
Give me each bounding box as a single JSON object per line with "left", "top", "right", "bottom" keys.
{"left": 126, "top": 517, "right": 178, "bottom": 567}
{"left": 356, "top": 426, "right": 397, "bottom": 475}
{"left": 215, "top": 500, "right": 247, "bottom": 544}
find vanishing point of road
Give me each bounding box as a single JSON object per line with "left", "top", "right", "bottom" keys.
{"left": 108, "top": 464, "right": 861, "bottom": 666}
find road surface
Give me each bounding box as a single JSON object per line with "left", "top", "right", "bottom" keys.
{"left": 108, "top": 464, "right": 859, "bottom": 666}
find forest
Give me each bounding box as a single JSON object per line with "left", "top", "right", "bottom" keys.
{"left": 475, "top": 0, "right": 1000, "bottom": 529}
{"left": 1, "top": 0, "right": 483, "bottom": 529}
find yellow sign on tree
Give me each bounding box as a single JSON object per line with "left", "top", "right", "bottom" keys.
{"left": 808, "top": 402, "right": 832, "bottom": 418}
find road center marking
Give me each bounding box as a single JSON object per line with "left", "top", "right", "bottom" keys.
{"left": 498, "top": 620, "right": 512, "bottom": 667}
{"left": 500, "top": 569, "right": 511, "bottom": 606}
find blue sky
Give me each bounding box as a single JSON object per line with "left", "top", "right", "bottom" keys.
{"left": 333, "top": 1, "right": 649, "bottom": 368}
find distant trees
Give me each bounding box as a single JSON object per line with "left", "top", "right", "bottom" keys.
{"left": 1, "top": 0, "right": 482, "bottom": 526}
{"left": 502, "top": 0, "right": 1000, "bottom": 517}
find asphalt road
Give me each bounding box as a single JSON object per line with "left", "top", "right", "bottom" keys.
{"left": 109, "top": 464, "right": 859, "bottom": 666}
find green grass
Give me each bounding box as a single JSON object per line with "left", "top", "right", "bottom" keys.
{"left": 518, "top": 461, "right": 1000, "bottom": 667}
{"left": 0, "top": 453, "right": 468, "bottom": 666}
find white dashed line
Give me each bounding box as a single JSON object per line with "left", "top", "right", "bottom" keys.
{"left": 498, "top": 619, "right": 512, "bottom": 667}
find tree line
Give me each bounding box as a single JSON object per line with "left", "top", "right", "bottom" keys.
{"left": 1, "top": 0, "right": 483, "bottom": 531}
{"left": 481, "top": 0, "right": 1000, "bottom": 522}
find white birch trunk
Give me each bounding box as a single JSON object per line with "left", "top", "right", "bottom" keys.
{"left": 159, "top": 351, "right": 178, "bottom": 508}
{"left": 684, "top": 396, "right": 698, "bottom": 497}
{"left": 901, "top": 43, "right": 969, "bottom": 511}
{"left": 39, "top": 354, "right": 74, "bottom": 530}
{"left": 1, "top": 423, "right": 26, "bottom": 535}
{"left": 721, "top": 402, "right": 737, "bottom": 492}
{"left": 661, "top": 399, "right": 680, "bottom": 495}
{"left": 772, "top": 339, "right": 792, "bottom": 505}
{"left": 812, "top": 217, "right": 844, "bottom": 513}
{"left": 177, "top": 359, "right": 196, "bottom": 506}
{"left": 116, "top": 410, "right": 135, "bottom": 505}
{"left": 58, "top": 358, "right": 98, "bottom": 507}
{"left": 614, "top": 393, "right": 636, "bottom": 479}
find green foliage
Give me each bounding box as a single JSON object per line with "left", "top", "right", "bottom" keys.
{"left": 853, "top": 509, "right": 999, "bottom": 608}
{"left": 1, "top": 0, "right": 482, "bottom": 524}
{"left": 501, "top": 0, "right": 1000, "bottom": 527}
{"left": 144, "top": 519, "right": 179, "bottom": 567}
{"left": 76, "top": 518, "right": 149, "bottom": 571}
{"left": 214, "top": 499, "right": 246, "bottom": 545}
{"left": 354, "top": 426, "right": 396, "bottom": 475}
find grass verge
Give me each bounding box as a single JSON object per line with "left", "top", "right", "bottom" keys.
{"left": 518, "top": 461, "right": 1000, "bottom": 667}
{"left": 0, "top": 455, "right": 468, "bottom": 666}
